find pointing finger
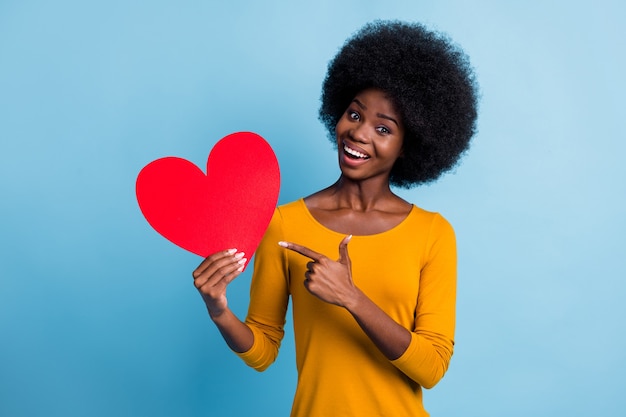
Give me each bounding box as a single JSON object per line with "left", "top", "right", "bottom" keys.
{"left": 278, "top": 241, "right": 324, "bottom": 262}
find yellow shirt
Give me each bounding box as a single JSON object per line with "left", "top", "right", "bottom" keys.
{"left": 237, "top": 199, "right": 456, "bottom": 417}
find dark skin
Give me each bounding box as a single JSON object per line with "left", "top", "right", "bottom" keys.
{"left": 193, "top": 88, "right": 413, "bottom": 359}
{"left": 304, "top": 185, "right": 411, "bottom": 235}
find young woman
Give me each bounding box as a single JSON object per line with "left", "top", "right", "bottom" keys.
{"left": 192, "top": 20, "right": 478, "bottom": 417}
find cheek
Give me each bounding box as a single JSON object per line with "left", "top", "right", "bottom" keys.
{"left": 396, "top": 136, "right": 405, "bottom": 157}
{"left": 335, "top": 117, "right": 347, "bottom": 132}
{"left": 334, "top": 121, "right": 349, "bottom": 142}
{"left": 382, "top": 140, "right": 404, "bottom": 160}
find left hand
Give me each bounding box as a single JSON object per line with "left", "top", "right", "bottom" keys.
{"left": 278, "top": 235, "right": 357, "bottom": 307}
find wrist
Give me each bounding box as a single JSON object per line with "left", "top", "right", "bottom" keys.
{"left": 208, "top": 308, "right": 224, "bottom": 320}
{"left": 343, "top": 286, "right": 366, "bottom": 313}
{"left": 205, "top": 301, "right": 228, "bottom": 321}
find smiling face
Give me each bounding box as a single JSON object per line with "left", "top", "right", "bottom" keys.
{"left": 335, "top": 88, "right": 405, "bottom": 184}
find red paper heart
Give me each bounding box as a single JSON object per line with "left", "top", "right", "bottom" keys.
{"left": 136, "top": 131, "right": 280, "bottom": 269}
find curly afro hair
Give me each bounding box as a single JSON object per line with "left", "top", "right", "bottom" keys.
{"left": 319, "top": 20, "right": 479, "bottom": 188}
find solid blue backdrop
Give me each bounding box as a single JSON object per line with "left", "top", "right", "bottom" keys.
{"left": 1, "top": 1, "right": 625, "bottom": 416}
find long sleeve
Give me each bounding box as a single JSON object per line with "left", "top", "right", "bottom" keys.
{"left": 390, "top": 213, "right": 457, "bottom": 388}
{"left": 235, "top": 209, "right": 290, "bottom": 371}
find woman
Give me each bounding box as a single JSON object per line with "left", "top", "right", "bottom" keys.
{"left": 192, "top": 21, "right": 478, "bottom": 417}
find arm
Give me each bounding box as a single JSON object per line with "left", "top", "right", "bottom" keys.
{"left": 234, "top": 209, "right": 291, "bottom": 371}
{"left": 392, "top": 215, "right": 456, "bottom": 388}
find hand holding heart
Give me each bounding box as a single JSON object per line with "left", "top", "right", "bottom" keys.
{"left": 279, "top": 235, "right": 357, "bottom": 307}
{"left": 192, "top": 248, "right": 247, "bottom": 317}
{"left": 136, "top": 132, "right": 279, "bottom": 317}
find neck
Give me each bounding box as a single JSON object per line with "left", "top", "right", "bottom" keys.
{"left": 326, "top": 175, "right": 397, "bottom": 212}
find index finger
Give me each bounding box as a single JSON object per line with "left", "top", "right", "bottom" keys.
{"left": 278, "top": 241, "right": 324, "bottom": 261}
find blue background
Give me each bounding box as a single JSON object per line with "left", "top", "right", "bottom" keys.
{"left": 1, "top": 1, "right": 625, "bottom": 416}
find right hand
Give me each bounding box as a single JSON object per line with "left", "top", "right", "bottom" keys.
{"left": 192, "top": 249, "right": 246, "bottom": 318}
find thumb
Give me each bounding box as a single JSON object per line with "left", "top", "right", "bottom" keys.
{"left": 338, "top": 235, "right": 353, "bottom": 267}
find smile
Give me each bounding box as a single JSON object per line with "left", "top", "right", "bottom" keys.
{"left": 343, "top": 143, "right": 370, "bottom": 160}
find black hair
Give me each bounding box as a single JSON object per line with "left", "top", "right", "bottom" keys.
{"left": 319, "top": 20, "right": 479, "bottom": 187}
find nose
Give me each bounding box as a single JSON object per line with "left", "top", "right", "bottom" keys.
{"left": 350, "top": 123, "right": 370, "bottom": 144}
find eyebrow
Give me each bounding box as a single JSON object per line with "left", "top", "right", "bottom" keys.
{"left": 352, "top": 98, "right": 400, "bottom": 127}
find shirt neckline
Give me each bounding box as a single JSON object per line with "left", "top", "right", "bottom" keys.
{"left": 297, "top": 198, "right": 417, "bottom": 238}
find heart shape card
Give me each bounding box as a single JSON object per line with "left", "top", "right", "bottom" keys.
{"left": 136, "top": 131, "right": 280, "bottom": 269}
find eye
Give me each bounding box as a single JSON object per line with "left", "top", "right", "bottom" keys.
{"left": 376, "top": 126, "right": 391, "bottom": 134}
{"left": 347, "top": 110, "right": 360, "bottom": 121}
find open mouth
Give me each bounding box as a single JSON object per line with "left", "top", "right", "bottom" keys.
{"left": 343, "top": 143, "right": 370, "bottom": 160}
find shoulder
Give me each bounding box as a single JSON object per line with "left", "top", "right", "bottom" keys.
{"left": 276, "top": 198, "right": 307, "bottom": 218}
{"left": 408, "top": 204, "right": 453, "bottom": 229}
{"left": 258, "top": 201, "right": 306, "bottom": 253}
{"left": 403, "top": 205, "right": 456, "bottom": 250}
{"left": 268, "top": 199, "right": 312, "bottom": 233}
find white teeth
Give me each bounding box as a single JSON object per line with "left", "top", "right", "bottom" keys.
{"left": 344, "top": 144, "right": 369, "bottom": 159}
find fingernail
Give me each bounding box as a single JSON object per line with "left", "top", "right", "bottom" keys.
{"left": 238, "top": 258, "right": 247, "bottom": 265}
{"left": 278, "top": 241, "right": 288, "bottom": 247}
{"left": 237, "top": 265, "right": 244, "bottom": 272}
{"left": 227, "top": 248, "right": 237, "bottom": 254}
{"left": 234, "top": 252, "right": 245, "bottom": 260}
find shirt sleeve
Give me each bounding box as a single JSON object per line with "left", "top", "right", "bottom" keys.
{"left": 235, "top": 208, "right": 290, "bottom": 371}
{"left": 390, "top": 213, "right": 457, "bottom": 388}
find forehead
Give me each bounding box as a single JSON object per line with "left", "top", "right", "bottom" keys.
{"left": 353, "top": 88, "right": 400, "bottom": 113}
